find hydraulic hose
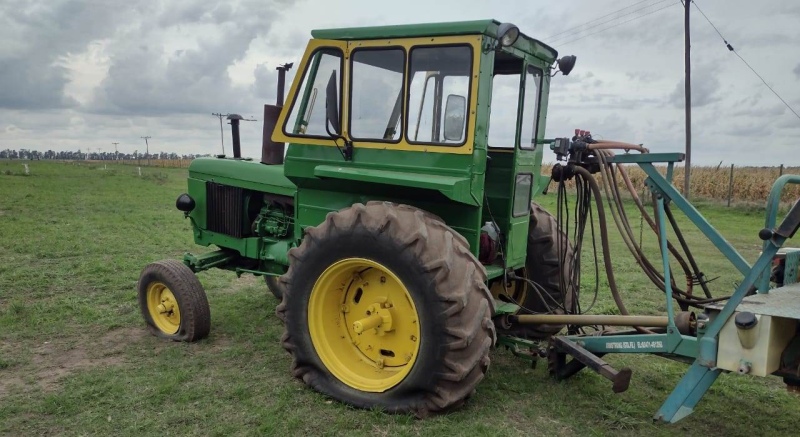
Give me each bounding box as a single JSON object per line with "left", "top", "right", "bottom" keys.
{"left": 572, "top": 166, "right": 653, "bottom": 333}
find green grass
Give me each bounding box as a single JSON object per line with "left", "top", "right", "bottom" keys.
{"left": 1, "top": 160, "right": 799, "bottom": 436}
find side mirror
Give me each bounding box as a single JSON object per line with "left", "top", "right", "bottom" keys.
{"left": 443, "top": 94, "right": 466, "bottom": 142}
{"left": 325, "top": 70, "right": 340, "bottom": 135}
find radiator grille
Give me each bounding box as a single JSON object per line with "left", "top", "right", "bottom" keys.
{"left": 207, "top": 182, "right": 246, "bottom": 238}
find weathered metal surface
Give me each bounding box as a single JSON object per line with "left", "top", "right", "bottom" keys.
{"left": 706, "top": 283, "right": 800, "bottom": 319}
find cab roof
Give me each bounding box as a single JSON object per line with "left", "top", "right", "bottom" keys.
{"left": 311, "top": 19, "right": 558, "bottom": 63}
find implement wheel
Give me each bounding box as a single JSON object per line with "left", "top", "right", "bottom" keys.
{"left": 137, "top": 259, "right": 210, "bottom": 342}
{"left": 277, "top": 202, "right": 495, "bottom": 416}
{"left": 264, "top": 276, "right": 285, "bottom": 300}
{"left": 520, "top": 203, "right": 576, "bottom": 337}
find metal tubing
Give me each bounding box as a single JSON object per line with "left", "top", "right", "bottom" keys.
{"left": 514, "top": 314, "right": 669, "bottom": 327}
{"left": 757, "top": 174, "right": 800, "bottom": 291}
{"left": 656, "top": 197, "right": 677, "bottom": 327}
{"left": 639, "top": 163, "right": 751, "bottom": 276}
{"left": 554, "top": 337, "right": 632, "bottom": 393}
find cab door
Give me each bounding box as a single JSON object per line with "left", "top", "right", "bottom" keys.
{"left": 506, "top": 63, "right": 546, "bottom": 266}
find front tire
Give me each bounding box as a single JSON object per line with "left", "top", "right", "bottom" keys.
{"left": 137, "top": 259, "right": 211, "bottom": 342}
{"left": 277, "top": 202, "right": 495, "bottom": 416}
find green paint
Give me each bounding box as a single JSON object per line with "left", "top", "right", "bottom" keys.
{"left": 189, "top": 158, "right": 295, "bottom": 197}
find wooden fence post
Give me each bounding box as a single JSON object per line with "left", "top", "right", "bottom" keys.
{"left": 780, "top": 164, "right": 784, "bottom": 176}
{"left": 727, "top": 164, "right": 734, "bottom": 207}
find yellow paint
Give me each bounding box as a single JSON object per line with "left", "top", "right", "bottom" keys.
{"left": 307, "top": 258, "right": 421, "bottom": 392}
{"left": 146, "top": 281, "right": 181, "bottom": 335}
{"left": 490, "top": 267, "right": 528, "bottom": 306}
{"left": 272, "top": 36, "right": 483, "bottom": 155}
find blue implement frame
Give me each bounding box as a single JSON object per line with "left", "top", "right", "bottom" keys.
{"left": 556, "top": 152, "right": 800, "bottom": 423}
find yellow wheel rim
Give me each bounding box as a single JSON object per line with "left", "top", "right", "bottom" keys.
{"left": 490, "top": 267, "right": 528, "bottom": 306}
{"left": 308, "top": 258, "right": 421, "bottom": 392}
{"left": 146, "top": 281, "right": 181, "bottom": 335}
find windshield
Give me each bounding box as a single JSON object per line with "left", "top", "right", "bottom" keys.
{"left": 284, "top": 48, "right": 343, "bottom": 137}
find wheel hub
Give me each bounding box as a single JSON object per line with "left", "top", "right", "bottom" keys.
{"left": 490, "top": 267, "right": 528, "bottom": 306}
{"left": 146, "top": 282, "right": 181, "bottom": 335}
{"left": 308, "top": 258, "right": 421, "bottom": 392}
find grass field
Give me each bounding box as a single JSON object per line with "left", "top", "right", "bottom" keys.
{"left": 2, "top": 160, "right": 800, "bottom": 436}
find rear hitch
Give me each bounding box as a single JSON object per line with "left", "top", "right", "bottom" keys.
{"left": 550, "top": 336, "right": 633, "bottom": 393}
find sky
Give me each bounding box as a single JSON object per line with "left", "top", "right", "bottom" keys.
{"left": 1, "top": 0, "right": 798, "bottom": 165}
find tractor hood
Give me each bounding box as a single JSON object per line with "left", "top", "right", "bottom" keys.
{"left": 188, "top": 157, "right": 295, "bottom": 197}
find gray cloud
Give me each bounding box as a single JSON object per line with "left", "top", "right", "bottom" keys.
{"left": 0, "top": 1, "right": 128, "bottom": 109}
{"left": 668, "top": 73, "right": 721, "bottom": 108}
{"left": 2, "top": 0, "right": 799, "bottom": 165}
{"left": 89, "top": 0, "right": 291, "bottom": 116}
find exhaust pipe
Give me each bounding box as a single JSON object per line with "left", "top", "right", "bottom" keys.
{"left": 227, "top": 114, "right": 244, "bottom": 159}
{"left": 262, "top": 105, "right": 284, "bottom": 165}
{"left": 262, "top": 62, "right": 293, "bottom": 165}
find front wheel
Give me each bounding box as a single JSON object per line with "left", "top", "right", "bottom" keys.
{"left": 277, "top": 202, "right": 495, "bottom": 416}
{"left": 137, "top": 259, "right": 211, "bottom": 342}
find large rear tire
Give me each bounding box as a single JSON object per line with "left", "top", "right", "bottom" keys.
{"left": 520, "top": 203, "right": 575, "bottom": 337}
{"left": 277, "top": 202, "right": 495, "bottom": 416}
{"left": 264, "top": 276, "right": 284, "bottom": 300}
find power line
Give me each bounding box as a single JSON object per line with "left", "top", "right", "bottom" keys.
{"left": 692, "top": 1, "right": 800, "bottom": 122}
{"left": 557, "top": 1, "right": 680, "bottom": 47}
{"left": 545, "top": 0, "right": 665, "bottom": 41}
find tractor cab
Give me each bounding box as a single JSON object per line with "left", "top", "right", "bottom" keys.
{"left": 270, "top": 20, "right": 575, "bottom": 276}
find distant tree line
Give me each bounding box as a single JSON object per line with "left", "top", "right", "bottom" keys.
{"left": 0, "top": 149, "right": 209, "bottom": 161}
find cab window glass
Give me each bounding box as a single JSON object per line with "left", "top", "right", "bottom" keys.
{"left": 487, "top": 73, "right": 521, "bottom": 148}
{"left": 285, "top": 48, "right": 343, "bottom": 137}
{"left": 349, "top": 48, "right": 405, "bottom": 141}
{"left": 406, "top": 45, "right": 472, "bottom": 145}
{"left": 520, "top": 66, "right": 542, "bottom": 150}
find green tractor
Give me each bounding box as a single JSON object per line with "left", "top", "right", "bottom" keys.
{"left": 138, "top": 20, "right": 578, "bottom": 415}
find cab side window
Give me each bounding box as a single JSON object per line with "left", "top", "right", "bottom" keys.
{"left": 406, "top": 45, "right": 472, "bottom": 145}
{"left": 349, "top": 48, "right": 405, "bottom": 141}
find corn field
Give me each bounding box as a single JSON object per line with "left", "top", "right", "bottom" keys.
{"left": 544, "top": 164, "right": 800, "bottom": 205}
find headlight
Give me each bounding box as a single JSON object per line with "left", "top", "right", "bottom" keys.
{"left": 176, "top": 193, "right": 195, "bottom": 212}
{"left": 497, "top": 23, "right": 520, "bottom": 47}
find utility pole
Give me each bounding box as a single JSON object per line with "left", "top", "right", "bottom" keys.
{"left": 112, "top": 142, "right": 119, "bottom": 161}
{"left": 212, "top": 113, "right": 228, "bottom": 155}
{"left": 683, "top": 0, "right": 692, "bottom": 199}
{"left": 141, "top": 136, "right": 151, "bottom": 166}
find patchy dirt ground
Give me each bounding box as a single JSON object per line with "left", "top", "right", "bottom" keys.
{"left": 0, "top": 327, "right": 145, "bottom": 395}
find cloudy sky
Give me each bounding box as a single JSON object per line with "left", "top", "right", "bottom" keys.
{"left": 1, "top": 0, "right": 798, "bottom": 165}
